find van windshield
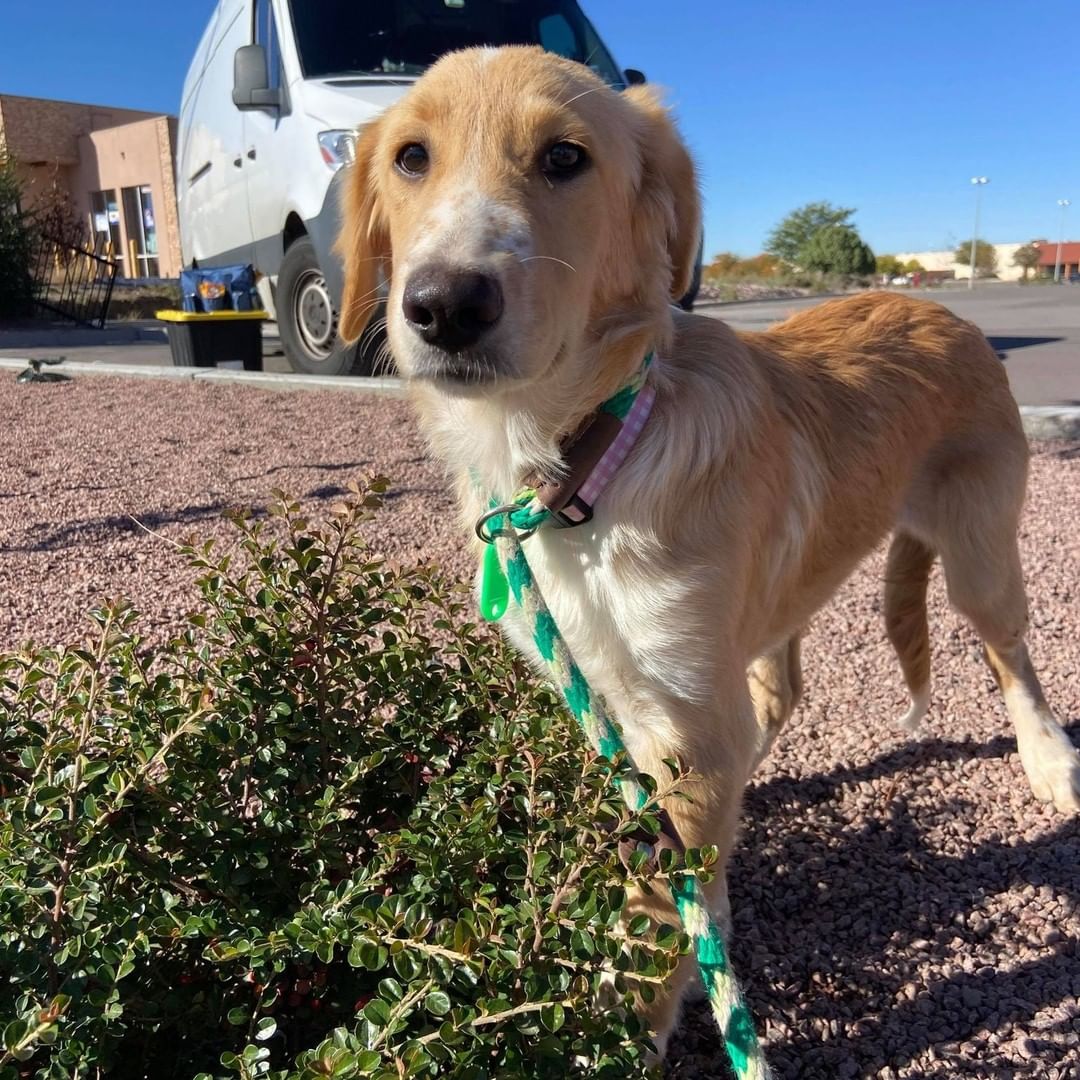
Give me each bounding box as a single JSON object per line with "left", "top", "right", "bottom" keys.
{"left": 288, "top": 0, "right": 623, "bottom": 86}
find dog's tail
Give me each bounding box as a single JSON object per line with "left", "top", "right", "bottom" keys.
{"left": 884, "top": 532, "right": 936, "bottom": 731}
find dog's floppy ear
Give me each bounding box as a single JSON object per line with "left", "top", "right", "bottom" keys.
{"left": 623, "top": 87, "right": 701, "bottom": 302}
{"left": 336, "top": 118, "right": 390, "bottom": 343}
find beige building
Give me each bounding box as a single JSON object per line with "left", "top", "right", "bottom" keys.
{"left": 0, "top": 93, "right": 180, "bottom": 279}
{"left": 894, "top": 241, "right": 1031, "bottom": 283}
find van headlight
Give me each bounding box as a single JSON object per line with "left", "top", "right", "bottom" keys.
{"left": 318, "top": 130, "right": 356, "bottom": 171}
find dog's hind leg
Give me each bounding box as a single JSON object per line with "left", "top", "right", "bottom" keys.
{"left": 747, "top": 634, "right": 803, "bottom": 767}
{"left": 945, "top": 549, "right": 1080, "bottom": 814}
{"left": 926, "top": 443, "right": 1080, "bottom": 813}
{"left": 884, "top": 532, "right": 936, "bottom": 731}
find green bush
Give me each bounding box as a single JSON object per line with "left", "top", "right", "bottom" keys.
{"left": 1, "top": 482, "right": 699, "bottom": 1079}
{"left": 798, "top": 225, "right": 875, "bottom": 279}
{"left": 0, "top": 154, "right": 34, "bottom": 320}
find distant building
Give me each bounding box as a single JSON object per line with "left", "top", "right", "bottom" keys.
{"left": 0, "top": 93, "right": 180, "bottom": 279}
{"left": 893, "top": 242, "right": 1031, "bottom": 283}
{"left": 1035, "top": 241, "right": 1079, "bottom": 280}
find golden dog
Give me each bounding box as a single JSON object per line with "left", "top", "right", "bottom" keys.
{"left": 336, "top": 46, "right": 1079, "bottom": 1054}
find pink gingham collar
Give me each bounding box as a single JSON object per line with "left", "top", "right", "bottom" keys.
{"left": 553, "top": 375, "right": 656, "bottom": 526}
{"left": 510, "top": 354, "right": 658, "bottom": 530}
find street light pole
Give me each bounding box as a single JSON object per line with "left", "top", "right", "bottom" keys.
{"left": 968, "top": 177, "right": 989, "bottom": 290}
{"left": 1054, "top": 199, "right": 1070, "bottom": 283}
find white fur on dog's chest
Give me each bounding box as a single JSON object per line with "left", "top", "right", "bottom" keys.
{"left": 498, "top": 527, "right": 627, "bottom": 693}
{"left": 491, "top": 516, "right": 718, "bottom": 758}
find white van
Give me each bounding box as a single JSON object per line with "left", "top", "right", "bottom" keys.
{"left": 178, "top": 0, "right": 700, "bottom": 375}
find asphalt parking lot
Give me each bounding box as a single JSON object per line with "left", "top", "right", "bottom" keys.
{"left": 712, "top": 284, "right": 1079, "bottom": 407}
{"left": 1, "top": 283, "right": 1076, "bottom": 405}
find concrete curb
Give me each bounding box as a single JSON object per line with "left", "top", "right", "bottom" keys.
{"left": 3, "top": 356, "right": 1078, "bottom": 438}
{"left": 1018, "top": 406, "right": 1080, "bottom": 441}
{"left": 0, "top": 356, "right": 405, "bottom": 396}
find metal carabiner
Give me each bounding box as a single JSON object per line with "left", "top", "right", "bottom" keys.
{"left": 474, "top": 503, "right": 538, "bottom": 545}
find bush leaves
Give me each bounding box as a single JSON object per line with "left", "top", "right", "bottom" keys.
{"left": 0, "top": 482, "right": 688, "bottom": 1079}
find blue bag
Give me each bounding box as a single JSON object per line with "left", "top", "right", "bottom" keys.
{"left": 180, "top": 265, "right": 258, "bottom": 313}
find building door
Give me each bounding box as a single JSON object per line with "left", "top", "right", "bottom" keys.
{"left": 122, "top": 185, "right": 160, "bottom": 278}
{"left": 90, "top": 189, "right": 124, "bottom": 272}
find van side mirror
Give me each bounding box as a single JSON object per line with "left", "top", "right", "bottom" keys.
{"left": 624, "top": 68, "right": 647, "bottom": 86}
{"left": 233, "top": 45, "right": 281, "bottom": 110}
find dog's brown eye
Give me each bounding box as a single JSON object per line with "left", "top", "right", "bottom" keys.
{"left": 543, "top": 141, "right": 588, "bottom": 179}
{"left": 396, "top": 143, "right": 429, "bottom": 176}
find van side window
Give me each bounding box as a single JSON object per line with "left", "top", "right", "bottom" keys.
{"left": 537, "top": 14, "right": 578, "bottom": 62}
{"left": 254, "top": 0, "right": 283, "bottom": 90}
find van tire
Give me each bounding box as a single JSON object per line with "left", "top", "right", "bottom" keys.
{"left": 277, "top": 236, "right": 385, "bottom": 376}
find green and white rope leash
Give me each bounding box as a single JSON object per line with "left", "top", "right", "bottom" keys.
{"left": 477, "top": 368, "right": 771, "bottom": 1080}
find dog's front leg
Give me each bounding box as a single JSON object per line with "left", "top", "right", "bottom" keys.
{"left": 616, "top": 682, "right": 760, "bottom": 1058}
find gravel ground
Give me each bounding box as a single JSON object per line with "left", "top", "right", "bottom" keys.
{"left": 3, "top": 375, "right": 1078, "bottom": 1078}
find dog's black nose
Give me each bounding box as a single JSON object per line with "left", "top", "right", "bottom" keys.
{"left": 402, "top": 268, "right": 503, "bottom": 352}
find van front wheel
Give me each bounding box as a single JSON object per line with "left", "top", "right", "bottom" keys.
{"left": 277, "top": 236, "right": 382, "bottom": 376}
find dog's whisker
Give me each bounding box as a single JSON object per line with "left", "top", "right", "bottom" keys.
{"left": 560, "top": 84, "right": 607, "bottom": 107}
{"left": 518, "top": 255, "right": 577, "bottom": 273}
{"left": 341, "top": 295, "right": 386, "bottom": 323}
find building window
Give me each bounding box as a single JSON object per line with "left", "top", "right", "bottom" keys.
{"left": 90, "top": 189, "right": 124, "bottom": 268}
{"left": 121, "top": 185, "right": 159, "bottom": 278}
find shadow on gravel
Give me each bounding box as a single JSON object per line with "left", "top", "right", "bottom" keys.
{"left": 4, "top": 502, "right": 236, "bottom": 552}
{"left": 4, "top": 477, "right": 453, "bottom": 552}
{"left": 230, "top": 459, "right": 370, "bottom": 483}
{"left": 668, "top": 729, "right": 1080, "bottom": 1079}
{"left": 986, "top": 335, "right": 1064, "bottom": 359}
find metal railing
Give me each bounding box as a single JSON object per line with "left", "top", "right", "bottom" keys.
{"left": 30, "top": 233, "right": 119, "bottom": 328}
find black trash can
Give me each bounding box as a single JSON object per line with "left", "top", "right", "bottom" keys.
{"left": 157, "top": 309, "right": 267, "bottom": 371}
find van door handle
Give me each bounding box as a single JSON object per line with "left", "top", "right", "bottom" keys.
{"left": 246, "top": 148, "right": 257, "bottom": 160}
{"left": 233, "top": 156, "right": 243, "bottom": 167}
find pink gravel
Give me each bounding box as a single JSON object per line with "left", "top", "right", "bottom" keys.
{"left": 2, "top": 374, "right": 1078, "bottom": 1078}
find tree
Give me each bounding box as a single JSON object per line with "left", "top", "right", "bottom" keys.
{"left": 877, "top": 254, "right": 904, "bottom": 279}
{"left": 704, "top": 251, "right": 784, "bottom": 282}
{"left": 0, "top": 154, "right": 35, "bottom": 320}
{"left": 705, "top": 251, "right": 742, "bottom": 278}
{"left": 903, "top": 259, "right": 925, "bottom": 274}
{"left": 1012, "top": 243, "right": 1041, "bottom": 281}
{"left": 954, "top": 239, "right": 998, "bottom": 278}
{"left": 766, "top": 201, "right": 856, "bottom": 265}
{"left": 742, "top": 253, "right": 783, "bottom": 277}
{"left": 800, "top": 224, "right": 876, "bottom": 278}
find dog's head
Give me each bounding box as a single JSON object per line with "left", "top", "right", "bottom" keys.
{"left": 337, "top": 46, "right": 699, "bottom": 397}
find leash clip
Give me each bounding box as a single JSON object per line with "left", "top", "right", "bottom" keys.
{"left": 475, "top": 504, "right": 539, "bottom": 545}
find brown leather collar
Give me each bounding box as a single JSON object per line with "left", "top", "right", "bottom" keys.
{"left": 522, "top": 410, "right": 624, "bottom": 526}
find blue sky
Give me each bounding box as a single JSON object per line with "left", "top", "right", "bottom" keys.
{"left": 2, "top": 0, "right": 1076, "bottom": 259}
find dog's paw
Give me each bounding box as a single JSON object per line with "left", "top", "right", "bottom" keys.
{"left": 897, "top": 686, "right": 930, "bottom": 732}
{"left": 1020, "top": 726, "right": 1080, "bottom": 814}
